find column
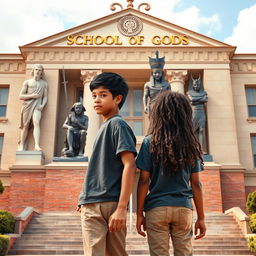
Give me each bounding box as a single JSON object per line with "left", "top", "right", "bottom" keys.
{"left": 80, "top": 70, "right": 102, "bottom": 158}
{"left": 166, "top": 70, "right": 188, "bottom": 94}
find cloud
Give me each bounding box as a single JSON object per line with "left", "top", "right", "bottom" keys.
{"left": 225, "top": 4, "right": 256, "bottom": 53}
{"left": 0, "top": 0, "right": 222, "bottom": 53}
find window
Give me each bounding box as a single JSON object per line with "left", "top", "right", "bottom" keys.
{"left": 120, "top": 88, "right": 144, "bottom": 136}
{"left": 0, "top": 87, "right": 9, "bottom": 117}
{"left": 251, "top": 135, "right": 256, "bottom": 168}
{"left": 245, "top": 87, "right": 256, "bottom": 117}
{"left": 0, "top": 135, "right": 3, "bottom": 165}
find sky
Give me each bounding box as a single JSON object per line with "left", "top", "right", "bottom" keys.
{"left": 0, "top": 0, "right": 256, "bottom": 53}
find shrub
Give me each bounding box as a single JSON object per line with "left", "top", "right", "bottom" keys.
{"left": 249, "top": 213, "right": 256, "bottom": 233}
{"left": 0, "top": 211, "right": 15, "bottom": 234}
{"left": 247, "top": 235, "right": 256, "bottom": 253}
{"left": 247, "top": 191, "right": 256, "bottom": 214}
{"left": 0, "top": 234, "right": 9, "bottom": 256}
{"left": 0, "top": 180, "right": 4, "bottom": 194}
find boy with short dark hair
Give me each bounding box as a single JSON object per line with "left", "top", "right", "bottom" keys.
{"left": 77, "top": 72, "right": 137, "bottom": 256}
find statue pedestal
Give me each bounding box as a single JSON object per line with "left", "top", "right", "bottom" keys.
{"left": 15, "top": 151, "right": 45, "bottom": 165}
{"left": 203, "top": 154, "right": 213, "bottom": 162}
{"left": 52, "top": 156, "right": 88, "bottom": 162}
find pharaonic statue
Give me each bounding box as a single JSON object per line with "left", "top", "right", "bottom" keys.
{"left": 18, "top": 64, "right": 48, "bottom": 151}
{"left": 143, "top": 51, "right": 171, "bottom": 115}
{"left": 62, "top": 102, "right": 89, "bottom": 157}
{"left": 187, "top": 74, "right": 208, "bottom": 153}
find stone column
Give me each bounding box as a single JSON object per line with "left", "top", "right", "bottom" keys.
{"left": 166, "top": 70, "right": 188, "bottom": 94}
{"left": 80, "top": 70, "right": 102, "bottom": 158}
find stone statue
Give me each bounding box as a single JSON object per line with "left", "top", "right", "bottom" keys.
{"left": 18, "top": 64, "right": 48, "bottom": 151}
{"left": 143, "top": 51, "right": 171, "bottom": 115}
{"left": 62, "top": 102, "right": 89, "bottom": 157}
{"left": 187, "top": 74, "right": 208, "bottom": 153}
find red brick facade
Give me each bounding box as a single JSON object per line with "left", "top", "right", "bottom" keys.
{"left": 0, "top": 164, "right": 251, "bottom": 216}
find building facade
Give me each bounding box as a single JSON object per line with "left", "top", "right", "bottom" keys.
{"left": 0, "top": 4, "right": 256, "bottom": 215}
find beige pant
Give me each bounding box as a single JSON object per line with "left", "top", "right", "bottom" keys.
{"left": 80, "top": 202, "right": 127, "bottom": 256}
{"left": 145, "top": 206, "right": 193, "bottom": 256}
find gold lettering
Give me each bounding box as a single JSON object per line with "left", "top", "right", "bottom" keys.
{"left": 67, "top": 35, "right": 74, "bottom": 45}
{"left": 84, "top": 36, "right": 94, "bottom": 45}
{"left": 162, "top": 36, "right": 172, "bottom": 45}
{"left": 152, "top": 36, "right": 161, "bottom": 45}
{"left": 172, "top": 36, "right": 182, "bottom": 45}
{"left": 129, "top": 37, "right": 137, "bottom": 45}
{"left": 115, "top": 36, "right": 123, "bottom": 45}
{"left": 105, "top": 36, "right": 115, "bottom": 45}
{"left": 94, "top": 36, "right": 104, "bottom": 45}
{"left": 137, "top": 36, "right": 144, "bottom": 45}
{"left": 74, "top": 35, "right": 83, "bottom": 45}
{"left": 182, "top": 35, "right": 189, "bottom": 45}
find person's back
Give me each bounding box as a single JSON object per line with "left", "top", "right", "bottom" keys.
{"left": 136, "top": 91, "right": 206, "bottom": 256}
{"left": 77, "top": 72, "right": 137, "bottom": 256}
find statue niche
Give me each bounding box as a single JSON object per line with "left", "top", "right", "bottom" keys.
{"left": 62, "top": 102, "right": 89, "bottom": 157}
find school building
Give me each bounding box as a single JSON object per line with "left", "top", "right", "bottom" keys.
{"left": 0, "top": 2, "right": 256, "bottom": 215}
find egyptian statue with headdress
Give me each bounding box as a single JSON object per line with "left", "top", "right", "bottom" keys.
{"left": 143, "top": 51, "right": 171, "bottom": 115}
{"left": 187, "top": 74, "right": 208, "bottom": 153}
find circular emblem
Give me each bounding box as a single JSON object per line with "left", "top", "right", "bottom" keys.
{"left": 117, "top": 15, "right": 143, "bottom": 37}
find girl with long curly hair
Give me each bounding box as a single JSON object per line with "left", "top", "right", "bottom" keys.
{"left": 136, "top": 90, "right": 206, "bottom": 256}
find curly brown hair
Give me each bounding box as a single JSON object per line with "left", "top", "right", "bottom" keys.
{"left": 148, "top": 90, "right": 203, "bottom": 173}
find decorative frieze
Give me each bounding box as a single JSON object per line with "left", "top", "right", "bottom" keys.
{"left": 230, "top": 61, "right": 256, "bottom": 73}
{"left": 24, "top": 48, "right": 231, "bottom": 63}
{"left": 0, "top": 61, "right": 26, "bottom": 73}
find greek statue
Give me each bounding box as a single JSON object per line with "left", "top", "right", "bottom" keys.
{"left": 187, "top": 74, "right": 208, "bottom": 153}
{"left": 143, "top": 51, "right": 171, "bottom": 115}
{"left": 62, "top": 102, "right": 89, "bottom": 157}
{"left": 18, "top": 64, "right": 48, "bottom": 151}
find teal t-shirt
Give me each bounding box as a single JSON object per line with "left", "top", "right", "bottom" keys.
{"left": 136, "top": 135, "right": 203, "bottom": 211}
{"left": 78, "top": 115, "right": 137, "bottom": 205}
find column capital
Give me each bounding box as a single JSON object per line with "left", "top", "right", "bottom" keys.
{"left": 166, "top": 69, "right": 188, "bottom": 84}
{"left": 80, "top": 70, "right": 102, "bottom": 85}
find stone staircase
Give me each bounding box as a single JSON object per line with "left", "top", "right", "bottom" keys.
{"left": 8, "top": 212, "right": 254, "bottom": 256}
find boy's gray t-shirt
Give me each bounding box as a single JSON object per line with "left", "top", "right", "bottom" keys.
{"left": 136, "top": 135, "right": 203, "bottom": 211}
{"left": 78, "top": 115, "right": 137, "bottom": 205}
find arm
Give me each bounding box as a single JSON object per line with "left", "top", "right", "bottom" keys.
{"left": 108, "top": 151, "right": 136, "bottom": 232}
{"left": 191, "top": 172, "right": 206, "bottom": 240}
{"left": 76, "top": 116, "right": 89, "bottom": 130}
{"left": 136, "top": 170, "right": 150, "bottom": 237}
{"left": 143, "top": 84, "right": 150, "bottom": 114}
{"left": 19, "top": 81, "right": 41, "bottom": 100}
{"left": 37, "top": 84, "right": 48, "bottom": 110}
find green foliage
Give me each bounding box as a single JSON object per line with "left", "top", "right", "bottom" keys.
{"left": 246, "top": 191, "right": 256, "bottom": 214}
{"left": 247, "top": 235, "right": 256, "bottom": 253}
{"left": 0, "top": 235, "right": 9, "bottom": 256}
{"left": 0, "top": 211, "right": 15, "bottom": 234}
{"left": 249, "top": 213, "right": 256, "bottom": 233}
{"left": 0, "top": 180, "right": 4, "bottom": 194}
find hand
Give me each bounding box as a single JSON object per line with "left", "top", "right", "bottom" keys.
{"left": 36, "top": 105, "right": 43, "bottom": 111}
{"left": 76, "top": 206, "right": 81, "bottom": 212}
{"left": 68, "top": 127, "right": 75, "bottom": 131}
{"left": 108, "top": 208, "right": 126, "bottom": 232}
{"left": 136, "top": 214, "right": 146, "bottom": 237}
{"left": 194, "top": 218, "right": 206, "bottom": 240}
{"left": 144, "top": 107, "right": 148, "bottom": 114}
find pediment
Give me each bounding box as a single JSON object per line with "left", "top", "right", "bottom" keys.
{"left": 21, "top": 8, "right": 233, "bottom": 49}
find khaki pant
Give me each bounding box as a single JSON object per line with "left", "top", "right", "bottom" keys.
{"left": 145, "top": 206, "right": 193, "bottom": 256}
{"left": 80, "top": 202, "right": 127, "bottom": 256}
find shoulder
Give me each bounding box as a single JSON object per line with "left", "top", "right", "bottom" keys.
{"left": 109, "top": 116, "right": 129, "bottom": 128}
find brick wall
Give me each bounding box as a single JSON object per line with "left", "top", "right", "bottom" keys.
{"left": 44, "top": 168, "right": 85, "bottom": 212}
{"left": 199, "top": 167, "right": 223, "bottom": 212}
{"left": 220, "top": 171, "right": 247, "bottom": 212}
{"left": 9, "top": 170, "right": 46, "bottom": 215}
{"left": 0, "top": 186, "right": 10, "bottom": 211}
